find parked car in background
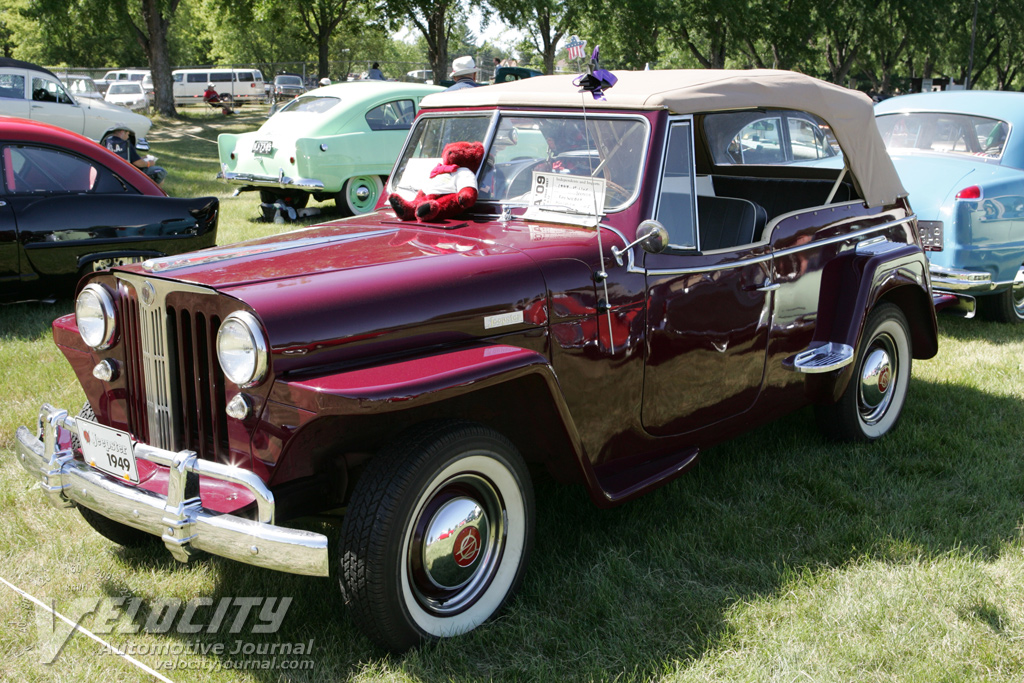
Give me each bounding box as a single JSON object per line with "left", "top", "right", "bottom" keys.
{"left": 95, "top": 69, "right": 152, "bottom": 97}
{"left": 104, "top": 81, "right": 150, "bottom": 111}
{"left": 0, "top": 58, "right": 152, "bottom": 151}
{"left": 271, "top": 73, "right": 305, "bottom": 103}
{"left": 874, "top": 91, "right": 1024, "bottom": 321}
{"left": 0, "top": 117, "right": 218, "bottom": 302}
{"left": 172, "top": 67, "right": 264, "bottom": 107}
{"left": 16, "top": 69, "right": 937, "bottom": 652}
{"left": 60, "top": 74, "right": 103, "bottom": 100}
{"left": 218, "top": 81, "right": 442, "bottom": 214}
{"left": 491, "top": 65, "right": 543, "bottom": 83}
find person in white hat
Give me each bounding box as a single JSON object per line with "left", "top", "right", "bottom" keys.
{"left": 445, "top": 55, "right": 481, "bottom": 91}
{"left": 319, "top": 77, "right": 331, "bottom": 87}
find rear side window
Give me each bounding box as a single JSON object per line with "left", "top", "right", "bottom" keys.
{"left": 210, "top": 73, "right": 232, "bottom": 83}
{"left": 365, "top": 100, "right": 416, "bottom": 131}
{"left": 238, "top": 72, "right": 254, "bottom": 82}
{"left": 2, "top": 145, "right": 129, "bottom": 194}
{"left": 187, "top": 73, "right": 207, "bottom": 83}
{"left": 0, "top": 73, "right": 25, "bottom": 100}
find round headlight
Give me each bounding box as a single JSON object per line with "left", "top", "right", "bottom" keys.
{"left": 75, "top": 284, "right": 117, "bottom": 349}
{"left": 217, "top": 311, "right": 268, "bottom": 387}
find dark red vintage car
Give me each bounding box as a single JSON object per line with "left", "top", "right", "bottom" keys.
{"left": 15, "top": 70, "right": 937, "bottom": 651}
{"left": 0, "top": 117, "right": 218, "bottom": 302}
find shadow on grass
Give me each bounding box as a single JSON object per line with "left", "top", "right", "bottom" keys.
{"left": 0, "top": 298, "right": 73, "bottom": 339}
{"left": 936, "top": 312, "right": 1024, "bottom": 344}
{"left": 91, "top": 377, "right": 1024, "bottom": 681}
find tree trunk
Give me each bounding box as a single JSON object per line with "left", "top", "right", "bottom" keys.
{"left": 139, "top": 0, "right": 178, "bottom": 117}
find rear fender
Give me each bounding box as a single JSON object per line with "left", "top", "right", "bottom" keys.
{"left": 807, "top": 242, "right": 938, "bottom": 404}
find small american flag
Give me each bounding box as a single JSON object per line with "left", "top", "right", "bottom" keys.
{"left": 565, "top": 36, "right": 587, "bottom": 61}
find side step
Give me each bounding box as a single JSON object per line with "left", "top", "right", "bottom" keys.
{"left": 785, "top": 342, "right": 855, "bottom": 374}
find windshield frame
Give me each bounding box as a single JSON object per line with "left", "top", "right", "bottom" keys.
{"left": 389, "top": 109, "right": 651, "bottom": 215}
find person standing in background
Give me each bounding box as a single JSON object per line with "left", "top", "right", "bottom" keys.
{"left": 367, "top": 63, "right": 385, "bottom": 80}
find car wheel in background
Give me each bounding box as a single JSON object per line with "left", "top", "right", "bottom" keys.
{"left": 816, "top": 303, "right": 911, "bottom": 442}
{"left": 259, "top": 189, "right": 309, "bottom": 209}
{"left": 336, "top": 175, "right": 385, "bottom": 217}
{"left": 338, "top": 420, "right": 534, "bottom": 652}
{"left": 978, "top": 267, "right": 1024, "bottom": 323}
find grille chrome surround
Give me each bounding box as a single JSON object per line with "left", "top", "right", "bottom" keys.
{"left": 115, "top": 273, "right": 226, "bottom": 459}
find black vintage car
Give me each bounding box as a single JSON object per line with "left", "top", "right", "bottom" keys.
{"left": 0, "top": 116, "right": 217, "bottom": 302}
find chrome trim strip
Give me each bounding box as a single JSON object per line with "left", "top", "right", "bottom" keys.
{"left": 15, "top": 404, "right": 329, "bottom": 577}
{"left": 633, "top": 214, "right": 917, "bottom": 276}
{"left": 218, "top": 169, "right": 325, "bottom": 192}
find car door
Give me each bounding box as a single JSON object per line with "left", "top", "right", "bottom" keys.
{"left": 29, "top": 74, "right": 84, "bottom": 136}
{"left": 641, "top": 119, "right": 772, "bottom": 437}
{"left": 0, "top": 152, "right": 20, "bottom": 291}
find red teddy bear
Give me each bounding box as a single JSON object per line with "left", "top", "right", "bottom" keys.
{"left": 388, "top": 141, "right": 485, "bottom": 222}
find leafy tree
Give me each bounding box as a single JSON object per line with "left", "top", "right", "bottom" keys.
{"left": 382, "top": 0, "right": 469, "bottom": 81}
{"left": 486, "top": 0, "right": 579, "bottom": 74}
{"left": 297, "top": 0, "right": 365, "bottom": 79}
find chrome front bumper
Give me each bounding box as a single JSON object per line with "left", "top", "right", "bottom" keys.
{"left": 15, "top": 404, "right": 329, "bottom": 577}
{"left": 217, "top": 165, "right": 325, "bottom": 193}
{"left": 929, "top": 264, "right": 1001, "bottom": 293}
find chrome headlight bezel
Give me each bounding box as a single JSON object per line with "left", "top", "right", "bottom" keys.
{"left": 216, "top": 311, "right": 269, "bottom": 388}
{"left": 75, "top": 283, "right": 117, "bottom": 350}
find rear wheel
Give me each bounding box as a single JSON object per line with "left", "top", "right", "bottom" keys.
{"left": 336, "top": 175, "right": 384, "bottom": 216}
{"left": 338, "top": 421, "right": 534, "bottom": 652}
{"left": 73, "top": 403, "right": 159, "bottom": 548}
{"left": 815, "top": 303, "right": 911, "bottom": 441}
{"left": 978, "top": 267, "right": 1024, "bottom": 323}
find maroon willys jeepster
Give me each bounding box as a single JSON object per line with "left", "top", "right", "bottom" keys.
{"left": 15, "top": 69, "right": 938, "bottom": 651}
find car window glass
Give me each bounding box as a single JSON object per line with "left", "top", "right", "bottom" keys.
{"left": 656, "top": 122, "right": 697, "bottom": 249}
{"left": 31, "top": 76, "right": 73, "bottom": 105}
{"left": 788, "top": 117, "right": 833, "bottom": 160}
{"left": 187, "top": 73, "right": 207, "bottom": 83}
{"left": 876, "top": 112, "right": 1008, "bottom": 159}
{"left": 108, "top": 83, "right": 142, "bottom": 95}
{"left": 705, "top": 110, "right": 835, "bottom": 165}
{"left": 2, "top": 145, "right": 121, "bottom": 194}
{"left": 472, "top": 114, "right": 646, "bottom": 210}
{"left": 365, "top": 100, "right": 415, "bottom": 131}
{"left": 173, "top": 73, "right": 183, "bottom": 83}
{"left": 278, "top": 96, "right": 340, "bottom": 114}
{"left": 0, "top": 73, "right": 25, "bottom": 100}
{"left": 239, "top": 72, "right": 254, "bottom": 82}
{"left": 210, "top": 73, "right": 232, "bottom": 83}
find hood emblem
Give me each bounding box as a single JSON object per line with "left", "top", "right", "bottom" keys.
{"left": 140, "top": 281, "right": 156, "bottom": 307}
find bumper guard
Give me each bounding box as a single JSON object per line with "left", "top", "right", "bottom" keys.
{"left": 15, "top": 404, "right": 329, "bottom": 577}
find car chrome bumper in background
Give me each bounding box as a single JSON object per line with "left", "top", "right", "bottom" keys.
{"left": 929, "top": 264, "right": 1001, "bottom": 293}
{"left": 218, "top": 166, "right": 325, "bottom": 193}
{"left": 15, "top": 403, "right": 329, "bottom": 577}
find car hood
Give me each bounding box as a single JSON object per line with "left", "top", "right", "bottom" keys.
{"left": 79, "top": 97, "right": 152, "bottom": 135}
{"left": 123, "top": 217, "right": 581, "bottom": 372}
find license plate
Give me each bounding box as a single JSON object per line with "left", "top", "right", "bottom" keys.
{"left": 77, "top": 418, "right": 139, "bottom": 483}
{"left": 252, "top": 140, "right": 273, "bottom": 155}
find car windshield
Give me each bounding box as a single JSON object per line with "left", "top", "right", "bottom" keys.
{"left": 277, "top": 95, "right": 339, "bottom": 114}
{"left": 277, "top": 76, "right": 302, "bottom": 86}
{"left": 393, "top": 114, "right": 647, "bottom": 212}
{"left": 109, "top": 83, "right": 142, "bottom": 95}
{"left": 876, "top": 112, "right": 1008, "bottom": 160}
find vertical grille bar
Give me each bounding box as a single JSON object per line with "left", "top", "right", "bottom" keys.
{"left": 117, "top": 282, "right": 148, "bottom": 444}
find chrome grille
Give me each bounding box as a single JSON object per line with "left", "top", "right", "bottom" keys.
{"left": 116, "top": 274, "right": 227, "bottom": 460}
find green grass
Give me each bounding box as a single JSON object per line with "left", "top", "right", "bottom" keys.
{"left": 3, "top": 112, "right": 1024, "bottom": 681}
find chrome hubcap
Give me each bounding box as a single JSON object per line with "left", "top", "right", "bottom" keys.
{"left": 355, "top": 186, "right": 370, "bottom": 201}
{"left": 859, "top": 335, "right": 896, "bottom": 425}
{"left": 408, "top": 474, "right": 504, "bottom": 615}
{"left": 1011, "top": 266, "right": 1024, "bottom": 317}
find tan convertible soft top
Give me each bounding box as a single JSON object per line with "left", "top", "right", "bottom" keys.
{"left": 423, "top": 69, "right": 906, "bottom": 207}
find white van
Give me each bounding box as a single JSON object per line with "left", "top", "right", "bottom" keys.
{"left": 172, "top": 68, "right": 265, "bottom": 107}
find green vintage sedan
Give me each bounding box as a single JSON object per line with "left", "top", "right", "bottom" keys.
{"left": 217, "top": 81, "right": 442, "bottom": 215}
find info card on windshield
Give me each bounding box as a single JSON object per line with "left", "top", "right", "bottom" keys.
{"left": 523, "top": 172, "right": 606, "bottom": 227}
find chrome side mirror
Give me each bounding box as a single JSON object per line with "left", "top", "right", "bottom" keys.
{"left": 611, "top": 220, "right": 669, "bottom": 266}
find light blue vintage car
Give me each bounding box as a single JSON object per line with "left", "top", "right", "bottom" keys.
{"left": 217, "top": 81, "right": 441, "bottom": 215}
{"left": 874, "top": 91, "right": 1024, "bottom": 322}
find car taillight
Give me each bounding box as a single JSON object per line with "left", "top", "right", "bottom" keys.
{"left": 956, "top": 185, "right": 982, "bottom": 200}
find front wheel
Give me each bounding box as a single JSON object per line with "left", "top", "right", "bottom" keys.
{"left": 336, "top": 175, "right": 384, "bottom": 216}
{"left": 816, "top": 303, "right": 911, "bottom": 441}
{"left": 978, "top": 267, "right": 1024, "bottom": 323}
{"left": 338, "top": 421, "right": 534, "bottom": 652}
